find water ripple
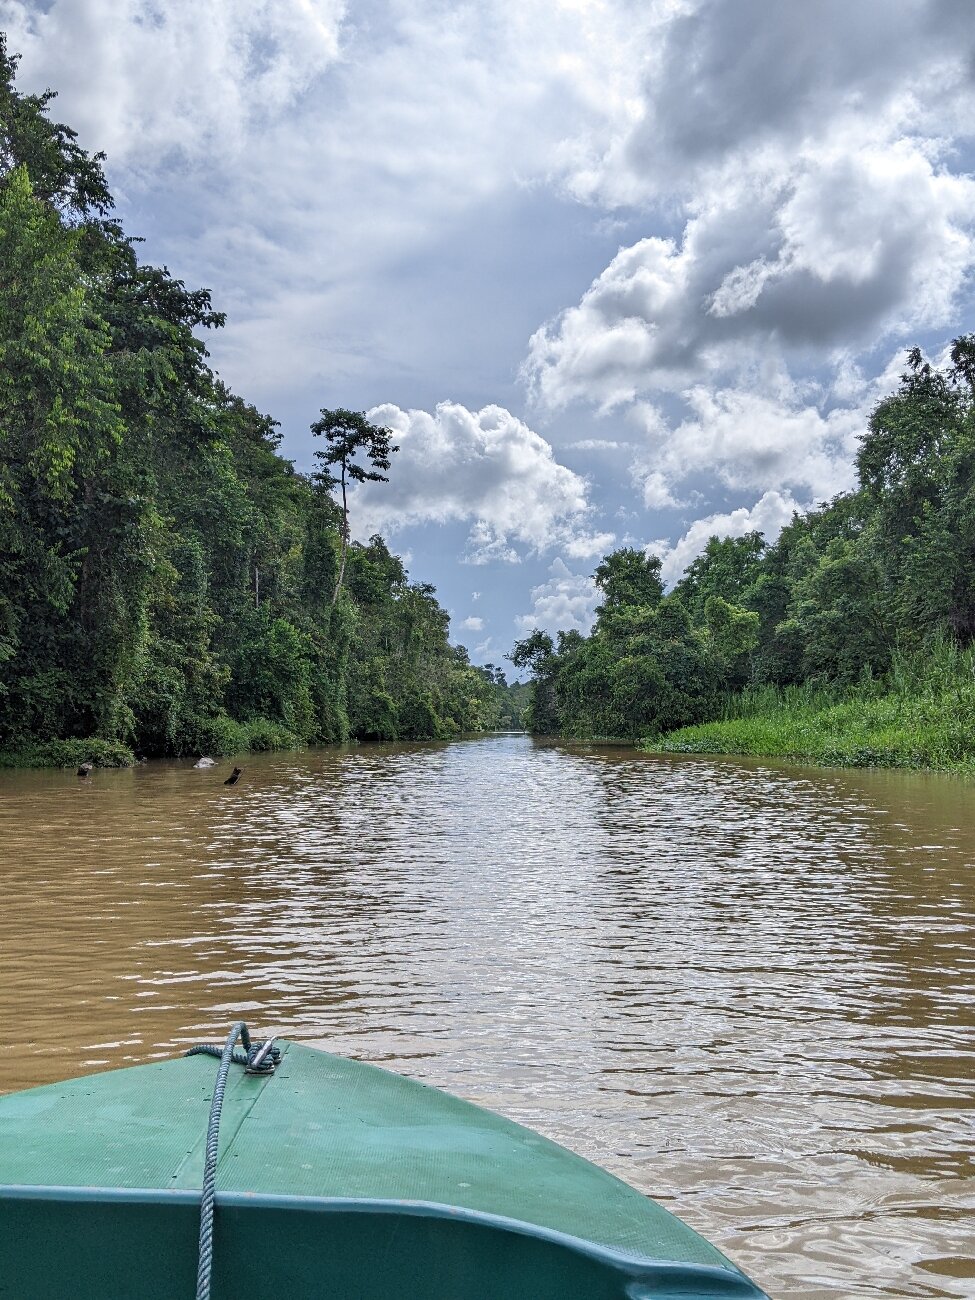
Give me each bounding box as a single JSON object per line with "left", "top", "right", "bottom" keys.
{"left": 1, "top": 736, "right": 973, "bottom": 1298}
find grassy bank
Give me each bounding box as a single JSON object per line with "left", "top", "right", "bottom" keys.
{"left": 644, "top": 644, "right": 975, "bottom": 774}
{"left": 0, "top": 717, "right": 305, "bottom": 769}
{"left": 0, "top": 739, "right": 136, "bottom": 769}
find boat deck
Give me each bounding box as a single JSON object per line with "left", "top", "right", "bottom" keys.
{"left": 0, "top": 1041, "right": 769, "bottom": 1298}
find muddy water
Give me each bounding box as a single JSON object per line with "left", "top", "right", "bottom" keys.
{"left": 0, "top": 735, "right": 973, "bottom": 1297}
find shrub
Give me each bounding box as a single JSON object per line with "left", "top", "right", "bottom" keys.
{"left": 0, "top": 738, "right": 135, "bottom": 768}
{"left": 241, "top": 719, "right": 299, "bottom": 751}
{"left": 181, "top": 714, "right": 301, "bottom": 757}
{"left": 182, "top": 713, "right": 248, "bottom": 757}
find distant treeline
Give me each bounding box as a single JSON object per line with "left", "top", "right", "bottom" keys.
{"left": 0, "top": 40, "right": 518, "bottom": 763}
{"left": 514, "top": 336, "right": 975, "bottom": 765}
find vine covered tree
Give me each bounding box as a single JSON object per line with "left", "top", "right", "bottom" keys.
{"left": 311, "top": 408, "right": 397, "bottom": 604}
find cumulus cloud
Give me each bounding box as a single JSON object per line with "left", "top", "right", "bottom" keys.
{"left": 514, "top": 558, "right": 600, "bottom": 636}
{"left": 525, "top": 142, "right": 975, "bottom": 412}
{"left": 522, "top": 0, "right": 975, "bottom": 534}
{"left": 647, "top": 491, "right": 803, "bottom": 587}
{"left": 639, "top": 381, "right": 864, "bottom": 504}
{"left": 2, "top": 0, "right": 658, "bottom": 399}
{"left": 570, "top": 0, "right": 975, "bottom": 207}
{"left": 566, "top": 439, "right": 624, "bottom": 452}
{"left": 631, "top": 345, "right": 914, "bottom": 516}
{"left": 0, "top": 0, "right": 345, "bottom": 161}
{"left": 348, "top": 401, "right": 594, "bottom": 562}
{"left": 563, "top": 531, "right": 617, "bottom": 560}
{"left": 458, "top": 616, "right": 485, "bottom": 632}
{"left": 641, "top": 470, "right": 683, "bottom": 510}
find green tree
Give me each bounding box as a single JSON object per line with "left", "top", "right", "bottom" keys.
{"left": 857, "top": 341, "right": 975, "bottom": 643}
{"left": 780, "top": 538, "right": 891, "bottom": 684}
{"left": 509, "top": 630, "right": 562, "bottom": 734}
{"left": 703, "top": 596, "right": 759, "bottom": 675}
{"left": 674, "top": 532, "right": 766, "bottom": 621}
{"left": 0, "top": 35, "right": 112, "bottom": 219}
{"left": 0, "top": 165, "right": 132, "bottom": 740}
{"left": 311, "top": 409, "right": 397, "bottom": 604}
{"left": 559, "top": 597, "right": 717, "bottom": 739}
{"left": 594, "top": 548, "right": 664, "bottom": 614}
{"left": 0, "top": 44, "right": 487, "bottom": 760}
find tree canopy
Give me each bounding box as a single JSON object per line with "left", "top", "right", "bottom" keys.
{"left": 0, "top": 40, "right": 504, "bottom": 758}
{"left": 311, "top": 408, "right": 398, "bottom": 604}
{"left": 512, "top": 339, "right": 975, "bottom": 738}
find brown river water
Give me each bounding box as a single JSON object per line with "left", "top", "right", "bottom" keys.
{"left": 0, "top": 734, "right": 973, "bottom": 1298}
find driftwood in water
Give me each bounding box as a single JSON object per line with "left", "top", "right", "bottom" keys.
{"left": 224, "top": 767, "right": 243, "bottom": 786}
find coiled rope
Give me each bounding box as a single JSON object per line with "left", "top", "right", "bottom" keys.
{"left": 185, "top": 1022, "right": 280, "bottom": 1300}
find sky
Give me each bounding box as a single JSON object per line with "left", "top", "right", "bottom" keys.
{"left": 3, "top": 0, "right": 975, "bottom": 665}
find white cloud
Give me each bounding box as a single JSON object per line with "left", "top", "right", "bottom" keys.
{"left": 1, "top": 0, "right": 656, "bottom": 398}
{"left": 11, "top": 4, "right": 973, "bottom": 415}
{"left": 641, "top": 470, "right": 683, "bottom": 510}
{"left": 562, "top": 531, "right": 616, "bottom": 560}
{"left": 629, "top": 347, "right": 914, "bottom": 514}
{"left": 525, "top": 139, "right": 975, "bottom": 414}
{"left": 566, "top": 0, "right": 975, "bottom": 209}
{"left": 522, "top": 0, "right": 975, "bottom": 535}
{"left": 0, "top": 0, "right": 345, "bottom": 161}
{"left": 647, "top": 490, "right": 802, "bottom": 586}
{"left": 566, "top": 438, "right": 624, "bottom": 452}
{"left": 459, "top": 615, "right": 485, "bottom": 632}
{"left": 348, "top": 401, "right": 593, "bottom": 562}
{"left": 648, "top": 383, "right": 863, "bottom": 502}
{"left": 514, "top": 558, "right": 600, "bottom": 635}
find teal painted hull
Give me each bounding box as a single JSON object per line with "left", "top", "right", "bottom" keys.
{"left": 0, "top": 1041, "right": 769, "bottom": 1299}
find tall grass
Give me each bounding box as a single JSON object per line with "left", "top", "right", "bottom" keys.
{"left": 645, "top": 639, "right": 975, "bottom": 773}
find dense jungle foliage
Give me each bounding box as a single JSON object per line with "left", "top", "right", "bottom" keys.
{"left": 0, "top": 42, "right": 509, "bottom": 762}
{"left": 513, "top": 337, "right": 975, "bottom": 767}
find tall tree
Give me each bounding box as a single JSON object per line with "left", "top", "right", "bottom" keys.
{"left": 311, "top": 408, "right": 397, "bottom": 604}
{"left": 0, "top": 165, "right": 131, "bottom": 739}
{"left": 0, "top": 35, "right": 112, "bottom": 220}
{"left": 593, "top": 548, "right": 664, "bottom": 615}
{"left": 858, "top": 340, "right": 975, "bottom": 642}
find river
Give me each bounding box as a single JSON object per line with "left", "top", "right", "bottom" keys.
{"left": 0, "top": 735, "right": 972, "bottom": 1297}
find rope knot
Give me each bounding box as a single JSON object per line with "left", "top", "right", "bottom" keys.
{"left": 184, "top": 1022, "right": 279, "bottom": 1299}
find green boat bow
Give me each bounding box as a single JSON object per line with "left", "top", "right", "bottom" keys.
{"left": 0, "top": 1039, "right": 769, "bottom": 1299}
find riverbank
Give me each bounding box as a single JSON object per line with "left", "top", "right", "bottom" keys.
{"left": 0, "top": 718, "right": 302, "bottom": 769}
{"left": 645, "top": 653, "right": 975, "bottom": 774}
{"left": 0, "top": 739, "right": 136, "bottom": 769}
